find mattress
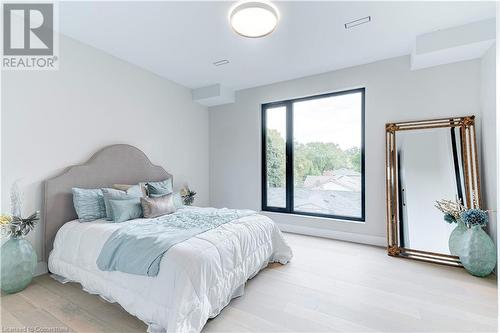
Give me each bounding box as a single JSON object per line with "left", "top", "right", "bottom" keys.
{"left": 48, "top": 211, "right": 293, "bottom": 333}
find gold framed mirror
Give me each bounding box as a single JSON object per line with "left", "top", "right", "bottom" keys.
{"left": 385, "top": 116, "right": 481, "bottom": 266}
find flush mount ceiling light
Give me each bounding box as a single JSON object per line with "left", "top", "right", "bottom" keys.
{"left": 229, "top": 1, "right": 280, "bottom": 38}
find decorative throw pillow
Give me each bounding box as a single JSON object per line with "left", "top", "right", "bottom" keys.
{"left": 113, "top": 183, "right": 148, "bottom": 197}
{"left": 146, "top": 178, "right": 173, "bottom": 197}
{"left": 102, "top": 185, "right": 143, "bottom": 220}
{"left": 141, "top": 193, "right": 176, "bottom": 218}
{"left": 72, "top": 188, "right": 106, "bottom": 222}
{"left": 108, "top": 198, "right": 143, "bottom": 223}
{"left": 151, "top": 192, "right": 184, "bottom": 209}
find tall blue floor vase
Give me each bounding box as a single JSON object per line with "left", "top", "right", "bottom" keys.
{"left": 1, "top": 236, "right": 37, "bottom": 293}
{"left": 460, "top": 226, "right": 496, "bottom": 277}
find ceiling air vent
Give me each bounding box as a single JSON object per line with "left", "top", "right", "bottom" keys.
{"left": 345, "top": 16, "right": 371, "bottom": 29}
{"left": 213, "top": 59, "right": 230, "bottom": 66}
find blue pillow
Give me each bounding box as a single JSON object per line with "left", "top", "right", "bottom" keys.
{"left": 72, "top": 188, "right": 106, "bottom": 222}
{"left": 173, "top": 192, "right": 184, "bottom": 209}
{"left": 102, "top": 185, "right": 143, "bottom": 220}
{"left": 108, "top": 198, "right": 143, "bottom": 223}
{"left": 147, "top": 178, "right": 173, "bottom": 196}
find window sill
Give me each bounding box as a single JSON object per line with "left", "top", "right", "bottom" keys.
{"left": 260, "top": 210, "right": 366, "bottom": 224}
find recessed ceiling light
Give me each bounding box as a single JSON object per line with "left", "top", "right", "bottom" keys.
{"left": 213, "top": 59, "right": 230, "bottom": 66}
{"left": 229, "top": 1, "right": 280, "bottom": 38}
{"left": 345, "top": 16, "right": 371, "bottom": 29}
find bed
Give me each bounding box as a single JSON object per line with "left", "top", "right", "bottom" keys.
{"left": 44, "top": 144, "right": 292, "bottom": 333}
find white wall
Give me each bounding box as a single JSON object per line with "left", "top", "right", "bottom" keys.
{"left": 209, "top": 56, "right": 480, "bottom": 245}
{"left": 1, "top": 35, "right": 209, "bottom": 262}
{"left": 479, "top": 44, "right": 497, "bottom": 245}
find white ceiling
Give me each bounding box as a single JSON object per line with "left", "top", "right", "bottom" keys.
{"left": 59, "top": 1, "right": 496, "bottom": 91}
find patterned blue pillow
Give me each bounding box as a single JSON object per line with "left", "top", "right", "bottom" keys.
{"left": 109, "top": 198, "right": 143, "bottom": 223}
{"left": 72, "top": 188, "right": 106, "bottom": 222}
{"left": 102, "top": 185, "right": 143, "bottom": 220}
{"left": 147, "top": 178, "right": 173, "bottom": 196}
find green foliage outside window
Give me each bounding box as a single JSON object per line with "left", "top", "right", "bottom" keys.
{"left": 266, "top": 129, "right": 360, "bottom": 187}
{"left": 266, "top": 129, "right": 286, "bottom": 188}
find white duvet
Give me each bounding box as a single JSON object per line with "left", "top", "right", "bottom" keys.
{"left": 48, "top": 211, "right": 292, "bottom": 333}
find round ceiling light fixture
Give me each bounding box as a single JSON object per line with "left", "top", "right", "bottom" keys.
{"left": 229, "top": 1, "right": 280, "bottom": 38}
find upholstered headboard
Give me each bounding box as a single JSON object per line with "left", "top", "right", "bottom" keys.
{"left": 43, "top": 144, "right": 171, "bottom": 261}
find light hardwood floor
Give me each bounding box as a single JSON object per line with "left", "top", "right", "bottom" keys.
{"left": 1, "top": 233, "right": 497, "bottom": 332}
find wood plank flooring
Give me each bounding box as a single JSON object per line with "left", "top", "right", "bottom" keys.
{"left": 1, "top": 233, "right": 497, "bottom": 332}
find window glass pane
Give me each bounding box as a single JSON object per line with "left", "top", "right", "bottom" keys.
{"left": 293, "top": 92, "right": 362, "bottom": 218}
{"left": 266, "top": 106, "right": 287, "bottom": 208}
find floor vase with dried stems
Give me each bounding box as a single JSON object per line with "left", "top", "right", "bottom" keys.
{"left": 460, "top": 226, "right": 496, "bottom": 277}
{"left": 449, "top": 220, "right": 467, "bottom": 256}
{"left": 1, "top": 236, "right": 37, "bottom": 293}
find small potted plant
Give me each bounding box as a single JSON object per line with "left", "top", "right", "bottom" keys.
{"left": 0, "top": 182, "right": 40, "bottom": 293}
{"left": 180, "top": 185, "right": 196, "bottom": 206}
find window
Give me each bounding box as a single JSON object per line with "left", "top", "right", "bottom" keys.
{"left": 261, "top": 88, "right": 365, "bottom": 221}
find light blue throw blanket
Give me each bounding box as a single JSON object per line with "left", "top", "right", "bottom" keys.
{"left": 96, "top": 207, "right": 255, "bottom": 276}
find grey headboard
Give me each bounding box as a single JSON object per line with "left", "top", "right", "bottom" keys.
{"left": 43, "top": 144, "right": 171, "bottom": 261}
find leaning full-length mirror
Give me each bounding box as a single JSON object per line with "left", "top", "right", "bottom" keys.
{"left": 386, "top": 116, "right": 481, "bottom": 265}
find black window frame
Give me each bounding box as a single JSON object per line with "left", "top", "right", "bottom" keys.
{"left": 261, "top": 87, "right": 366, "bottom": 222}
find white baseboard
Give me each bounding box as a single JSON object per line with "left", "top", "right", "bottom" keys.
{"left": 34, "top": 261, "right": 48, "bottom": 276}
{"left": 278, "top": 223, "right": 387, "bottom": 247}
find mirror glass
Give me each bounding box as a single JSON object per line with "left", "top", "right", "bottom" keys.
{"left": 396, "top": 127, "right": 465, "bottom": 254}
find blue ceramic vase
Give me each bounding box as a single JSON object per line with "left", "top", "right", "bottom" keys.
{"left": 449, "top": 220, "right": 467, "bottom": 256}
{"left": 460, "top": 226, "right": 496, "bottom": 277}
{"left": 1, "top": 236, "right": 37, "bottom": 293}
